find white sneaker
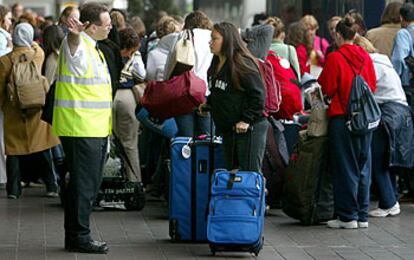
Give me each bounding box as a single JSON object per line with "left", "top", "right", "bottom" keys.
{"left": 358, "top": 221, "right": 369, "bottom": 228}
{"left": 369, "top": 202, "right": 400, "bottom": 218}
{"left": 327, "top": 219, "right": 358, "bottom": 229}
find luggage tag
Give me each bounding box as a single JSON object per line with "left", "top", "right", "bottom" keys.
{"left": 181, "top": 139, "right": 192, "bottom": 159}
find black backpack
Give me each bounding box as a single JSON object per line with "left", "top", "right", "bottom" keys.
{"left": 338, "top": 51, "right": 381, "bottom": 135}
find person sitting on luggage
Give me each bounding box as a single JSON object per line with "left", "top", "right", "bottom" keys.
{"left": 114, "top": 27, "right": 146, "bottom": 189}
{"left": 355, "top": 36, "right": 413, "bottom": 218}
{"left": 200, "top": 22, "right": 268, "bottom": 172}
{"left": 318, "top": 16, "right": 377, "bottom": 229}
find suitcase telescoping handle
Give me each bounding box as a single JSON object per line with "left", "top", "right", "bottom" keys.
{"left": 226, "top": 169, "right": 239, "bottom": 190}
{"left": 230, "top": 125, "right": 254, "bottom": 171}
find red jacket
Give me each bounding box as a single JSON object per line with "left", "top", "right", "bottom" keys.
{"left": 318, "top": 44, "right": 376, "bottom": 117}
{"left": 296, "top": 44, "right": 310, "bottom": 76}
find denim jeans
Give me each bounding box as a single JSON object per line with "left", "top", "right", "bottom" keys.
{"left": 329, "top": 117, "right": 372, "bottom": 222}
{"left": 371, "top": 125, "right": 398, "bottom": 209}
{"left": 175, "top": 111, "right": 212, "bottom": 137}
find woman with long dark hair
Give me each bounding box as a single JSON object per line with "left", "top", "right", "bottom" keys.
{"left": 42, "top": 25, "right": 65, "bottom": 84}
{"left": 200, "top": 22, "right": 267, "bottom": 171}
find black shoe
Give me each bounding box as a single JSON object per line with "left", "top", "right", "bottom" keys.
{"left": 65, "top": 240, "right": 108, "bottom": 254}
{"left": 65, "top": 239, "right": 107, "bottom": 249}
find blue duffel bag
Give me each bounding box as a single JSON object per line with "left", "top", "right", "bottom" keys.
{"left": 135, "top": 107, "right": 178, "bottom": 139}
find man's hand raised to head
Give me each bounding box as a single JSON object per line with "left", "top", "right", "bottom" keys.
{"left": 67, "top": 15, "right": 90, "bottom": 56}
{"left": 67, "top": 15, "right": 89, "bottom": 35}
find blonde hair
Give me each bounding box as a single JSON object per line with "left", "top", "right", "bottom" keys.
{"left": 265, "top": 16, "right": 284, "bottom": 38}
{"left": 156, "top": 16, "right": 179, "bottom": 39}
{"left": 354, "top": 36, "right": 376, "bottom": 53}
{"left": 301, "top": 14, "right": 319, "bottom": 30}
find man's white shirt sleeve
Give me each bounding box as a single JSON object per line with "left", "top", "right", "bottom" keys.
{"left": 61, "top": 36, "right": 89, "bottom": 76}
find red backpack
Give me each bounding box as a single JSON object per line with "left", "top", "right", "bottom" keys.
{"left": 257, "top": 59, "right": 282, "bottom": 116}
{"left": 266, "top": 50, "right": 303, "bottom": 120}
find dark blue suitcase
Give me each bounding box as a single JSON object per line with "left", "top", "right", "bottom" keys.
{"left": 169, "top": 136, "right": 224, "bottom": 241}
{"left": 207, "top": 169, "right": 265, "bottom": 256}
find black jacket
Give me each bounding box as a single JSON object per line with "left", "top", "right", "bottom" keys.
{"left": 98, "top": 39, "right": 123, "bottom": 97}
{"left": 207, "top": 58, "right": 265, "bottom": 133}
{"left": 380, "top": 101, "right": 414, "bottom": 168}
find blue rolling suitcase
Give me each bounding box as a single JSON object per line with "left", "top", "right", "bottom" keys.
{"left": 207, "top": 169, "right": 266, "bottom": 256}
{"left": 169, "top": 136, "right": 224, "bottom": 242}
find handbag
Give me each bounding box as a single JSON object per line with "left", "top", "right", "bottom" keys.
{"left": 166, "top": 30, "right": 195, "bottom": 79}
{"left": 141, "top": 70, "right": 206, "bottom": 120}
{"left": 41, "top": 80, "right": 56, "bottom": 125}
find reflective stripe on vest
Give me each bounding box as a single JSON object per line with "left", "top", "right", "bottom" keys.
{"left": 52, "top": 33, "right": 112, "bottom": 137}
{"left": 58, "top": 74, "right": 109, "bottom": 85}
{"left": 54, "top": 100, "right": 111, "bottom": 109}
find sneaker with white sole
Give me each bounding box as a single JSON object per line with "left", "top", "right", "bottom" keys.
{"left": 358, "top": 221, "right": 369, "bottom": 228}
{"left": 327, "top": 219, "right": 358, "bottom": 229}
{"left": 369, "top": 202, "right": 400, "bottom": 218}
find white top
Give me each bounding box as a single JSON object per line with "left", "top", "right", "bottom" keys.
{"left": 61, "top": 31, "right": 109, "bottom": 81}
{"left": 0, "top": 28, "right": 12, "bottom": 57}
{"left": 192, "top": 28, "right": 213, "bottom": 87}
{"left": 120, "top": 51, "right": 146, "bottom": 83}
{"left": 370, "top": 53, "right": 408, "bottom": 106}
{"left": 163, "top": 29, "right": 213, "bottom": 95}
{"left": 146, "top": 33, "right": 177, "bottom": 81}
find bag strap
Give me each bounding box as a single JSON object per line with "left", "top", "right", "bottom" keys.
{"left": 336, "top": 50, "right": 367, "bottom": 115}
{"left": 336, "top": 51, "right": 357, "bottom": 114}
{"left": 287, "top": 44, "right": 291, "bottom": 62}
{"left": 338, "top": 50, "right": 364, "bottom": 75}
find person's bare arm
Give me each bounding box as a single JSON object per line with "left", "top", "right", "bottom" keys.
{"left": 66, "top": 15, "right": 90, "bottom": 56}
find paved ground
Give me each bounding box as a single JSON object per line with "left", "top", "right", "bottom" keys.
{"left": 1, "top": 186, "right": 414, "bottom": 260}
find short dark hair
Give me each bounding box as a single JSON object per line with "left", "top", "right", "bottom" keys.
{"left": 184, "top": 11, "right": 212, "bottom": 30}
{"left": 400, "top": 3, "right": 414, "bottom": 22}
{"left": 119, "top": 27, "right": 140, "bottom": 50}
{"left": 79, "top": 2, "right": 108, "bottom": 26}
{"left": 336, "top": 16, "right": 357, "bottom": 41}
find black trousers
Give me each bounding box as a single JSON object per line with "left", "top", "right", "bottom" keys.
{"left": 221, "top": 119, "right": 269, "bottom": 172}
{"left": 61, "top": 137, "right": 107, "bottom": 244}
{"left": 6, "top": 149, "right": 57, "bottom": 197}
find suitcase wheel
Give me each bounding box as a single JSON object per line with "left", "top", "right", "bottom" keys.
{"left": 209, "top": 245, "right": 216, "bottom": 256}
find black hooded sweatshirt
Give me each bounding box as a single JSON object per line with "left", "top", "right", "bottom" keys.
{"left": 207, "top": 57, "right": 265, "bottom": 133}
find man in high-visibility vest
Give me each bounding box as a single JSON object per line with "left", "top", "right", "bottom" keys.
{"left": 52, "top": 2, "right": 112, "bottom": 254}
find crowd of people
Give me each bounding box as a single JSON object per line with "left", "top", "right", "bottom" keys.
{"left": 0, "top": 0, "right": 413, "bottom": 254}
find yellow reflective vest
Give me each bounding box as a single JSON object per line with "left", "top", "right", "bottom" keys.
{"left": 52, "top": 34, "right": 112, "bottom": 137}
